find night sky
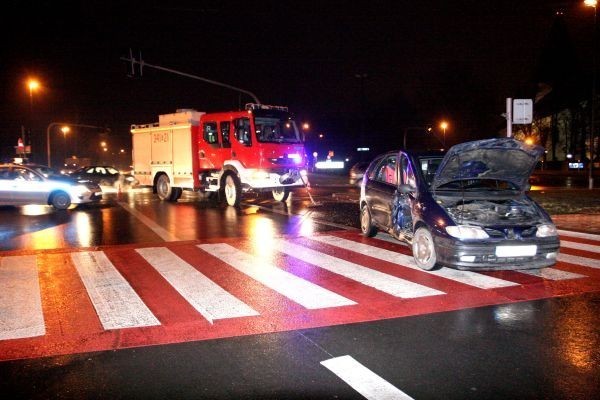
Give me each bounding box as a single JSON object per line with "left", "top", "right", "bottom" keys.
{"left": 0, "top": 0, "right": 595, "bottom": 165}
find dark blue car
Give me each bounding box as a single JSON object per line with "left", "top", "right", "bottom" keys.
{"left": 359, "top": 138, "right": 560, "bottom": 271}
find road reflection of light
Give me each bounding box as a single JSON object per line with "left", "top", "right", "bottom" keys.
{"left": 298, "top": 217, "right": 315, "bottom": 237}
{"left": 73, "top": 212, "right": 92, "bottom": 247}
{"left": 249, "top": 217, "right": 277, "bottom": 259}
{"left": 20, "top": 205, "right": 52, "bottom": 216}
{"left": 29, "top": 228, "right": 62, "bottom": 249}
{"left": 493, "top": 303, "right": 535, "bottom": 328}
{"left": 554, "top": 301, "right": 597, "bottom": 371}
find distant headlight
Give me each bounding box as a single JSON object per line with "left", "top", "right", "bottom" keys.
{"left": 536, "top": 223, "right": 558, "bottom": 237}
{"left": 446, "top": 225, "right": 489, "bottom": 240}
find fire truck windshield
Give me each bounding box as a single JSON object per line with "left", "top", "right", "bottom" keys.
{"left": 254, "top": 115, "right": 301, "bottom": 144}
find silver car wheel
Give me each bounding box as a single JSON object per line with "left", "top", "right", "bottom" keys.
{"left": 412, "top": 227, "right": 437, "bottom": 270}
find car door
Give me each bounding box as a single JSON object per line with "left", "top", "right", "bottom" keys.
{"left": 393, "top": 153, "right": 418, "bottom": 232}
{"left": 0, "top": 167, "right": 17, "bottom": 203}
{"left": 366, "top": 153, "right": 398, "bottom": 228}
{"left": 10, "top": 167, "right": 48, "bottom": 204}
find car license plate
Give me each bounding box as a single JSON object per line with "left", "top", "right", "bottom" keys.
{"left": 495, "top": 245, "right": 537, "bottom": 257}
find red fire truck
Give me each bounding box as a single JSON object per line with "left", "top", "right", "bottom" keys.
{"left": 131, "top": 103, "right": 308, "bottom": 206}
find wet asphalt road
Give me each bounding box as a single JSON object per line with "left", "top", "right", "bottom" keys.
{"left": 0, "top": 179, "right": 599, "bottom": 399}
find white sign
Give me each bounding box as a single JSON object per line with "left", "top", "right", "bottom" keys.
{"left": 512, "top": 99, "right": 533, "bottom": 124}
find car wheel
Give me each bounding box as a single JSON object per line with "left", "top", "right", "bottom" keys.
{"left": 272, "top": 187, "right": 290, "bottom": 202}
{"left": 223, "top": 173, "right": 241, "bottom": 207}
{"left": 360, "top": 204, "right": 377, "bottom": 237}
{"left": 412, "top": 227, "right": 438, "bottom": 270}
{"left": 51, "top": 191, "right": 71, "bottom": 210}
{"left": 156, "top": 174, "right": 173, "bottom": 201}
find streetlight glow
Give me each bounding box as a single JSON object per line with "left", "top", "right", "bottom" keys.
{"left": 27, "top": 79, "right": 40, "bottom": 92}
{"left": 440, "top": 121, "right": 449, "bottom": 147}
{"left": 61, "top": 126, "right": 70, "bottom": 135}
{"left": 585, "top": 0, "right": 597, "bottom": 8}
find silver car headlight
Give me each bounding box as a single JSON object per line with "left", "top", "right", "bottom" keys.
{"left": 536, "top": 223, "right": 558, "bottom": 237}
{"left": 446, "top": 225, "right": 489, "bottom": 240}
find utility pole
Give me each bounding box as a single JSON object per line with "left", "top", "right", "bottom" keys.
{"left": 121, "top": 50, "right": 261, "bottom": 104}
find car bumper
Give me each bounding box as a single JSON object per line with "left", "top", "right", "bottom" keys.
{"left": 72, "top": 190, "right": 103, "bottom": 204}
{"left": 433, "top": 235, "right": 560, "bottom": 271}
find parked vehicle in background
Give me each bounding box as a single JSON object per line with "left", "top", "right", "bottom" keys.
{"left": 131, "top": 104, "right": 308, "bottom": 206}
{"left": 349, "top": 161, "right": 370, "bottom": 185}
{"left": 0, "top": 163, "right": 102, "bottom": 210}
{"left": 359, "top": 138, "right": 560, "bottom": 271}
{"left": 69, "top": 165, "right": 138, "bottom": 188}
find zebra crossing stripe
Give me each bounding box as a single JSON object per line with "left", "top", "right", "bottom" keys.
{"left": 558, "top": 253, "right": 600, "bottom": 269}
{"left": 71, "top": 251, "right": 161, "bottom": 330}
{"left": 321, "top": 355, "right": 415, "bottom": 400}
{"left": 518, "top": 268, "right": 585, "bottom": 280}
{"left": 136, "top": 247, "right": 259, "bottom": 323}
{"left": 198, "top": 243, "right": 356, "bottom": 309}
{"left": 273, "top": 239, "right": 445, "bottom": 298}
{"left": 561, "top": 240, "right": 600, "bottom": 254}
{"left": 0, "top": 255, "right": 45, "bottom": 340}
{"left": 311, "top": 235, "right": 519, "bottom": 289}
{"left": 558, "top": 229, "right": 600, "bottom": 241}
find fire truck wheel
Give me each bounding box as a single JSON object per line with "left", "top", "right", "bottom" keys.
{"left": 272, "top": 188, "right": 290, "bottom": 202}
{"left": 156, "top": 174, "right": 173, "bottom": 201}
{"left": 223, "top": 173, "right": 241, "bottom": 207}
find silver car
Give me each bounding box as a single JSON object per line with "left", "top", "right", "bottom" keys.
{"left": 0, "top": 163, "right": 102, "bottom": 210}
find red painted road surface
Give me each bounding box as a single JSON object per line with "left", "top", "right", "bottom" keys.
{"left": 1, "top": 230, "right": 599, "bottom": 361}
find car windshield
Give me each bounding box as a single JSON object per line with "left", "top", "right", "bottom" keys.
{"left": 417, "top": 157, "right": 443, "bottom": 186}
{"left": 436, "top": 179, "right": 519, "bottom": 191}
{"left": 254, "top": 112, "right": 301, "bottom": 144}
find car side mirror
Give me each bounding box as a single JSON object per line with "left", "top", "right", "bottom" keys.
{"left": 398, "top": 184, "right": 414, "bottom": 194}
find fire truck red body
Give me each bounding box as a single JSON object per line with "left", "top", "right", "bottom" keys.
{"left": 131, "top": 103, "right": 308, "bottom": 206}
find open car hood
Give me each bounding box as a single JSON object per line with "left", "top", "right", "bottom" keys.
{"left": 432, "top": 138, "right": 544, "bottom": 191}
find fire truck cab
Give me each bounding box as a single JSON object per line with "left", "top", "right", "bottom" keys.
{"left": 131, "top": 103, "right": 308, "bottom": 206}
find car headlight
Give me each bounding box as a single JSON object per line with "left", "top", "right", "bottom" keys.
{"left": 536, "top": 223, "right": 558, "bottom": 237}
{"left": 446, "top": 225, "right": 489, "bottom": 239}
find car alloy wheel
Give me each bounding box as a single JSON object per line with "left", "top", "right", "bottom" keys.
{"left": 412, "top": 227, "right": 437, "bottom": 270}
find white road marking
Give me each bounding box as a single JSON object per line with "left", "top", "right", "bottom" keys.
{"left": 0, "top": 255, "right": 45, "bottom": 340}
{"left": 558, "top": 229, "right": 600, "bottom": 241}
{"left": 518, "top": 268, "right": 585, "bottom": 280}
{"left": 558, "top": 253, "right": 600, "bottom": 269}
{"left": 273, "top": 239, "right": 445, "bottom": 298}
{"left": 311, "top": 235, "right": 518, "bottom": 289}
{"left": 321, "top": 355, "right": 415, "bottom": 400}
{"left": 118, "top": 202, "right": 180, "bottom": 242}
{"left": 198, "top": 243, "right": 356, "bottom": 309}
{"left": 137, "top": 247, "right": 259, "bottom": 323}
{"left": 71, "top": 251, "right": 160, "bottom": 330}
{"left": 561, "top": 240, "right": 600, "bottom": 254}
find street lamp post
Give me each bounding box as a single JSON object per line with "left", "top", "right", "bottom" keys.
{"left": 586, "top": 0, "right": 597, "bottom": 189}
{"left": 440, "top": 121, "right": 449, "bottom": 148}
{"left": 46, "top": 122, "right": 109, "bottom": 167}
{"left": 26, "top": 78, "right": 40, "bottom": 155}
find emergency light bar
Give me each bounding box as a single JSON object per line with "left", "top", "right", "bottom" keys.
{"left": 245, "top": 103, "right": 289, "bottom": 112}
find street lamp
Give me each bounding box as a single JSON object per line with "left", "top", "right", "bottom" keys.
{"left": 27, "top": 79, "right": 40, "bottom": 113}
{"left": 25, "top": 78, "right": 40, "bottom": 152}
{"left": 61, "top": 126, "right": 70, "bottom": 161}
{"left": 47, "top": 122, "right": 109, "bottom": 167}
{"left": 440, "top": 121, "right": 449, "bottom": 148}
{"left": 586, "top": 0, "right": 597, "bottom": 189}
